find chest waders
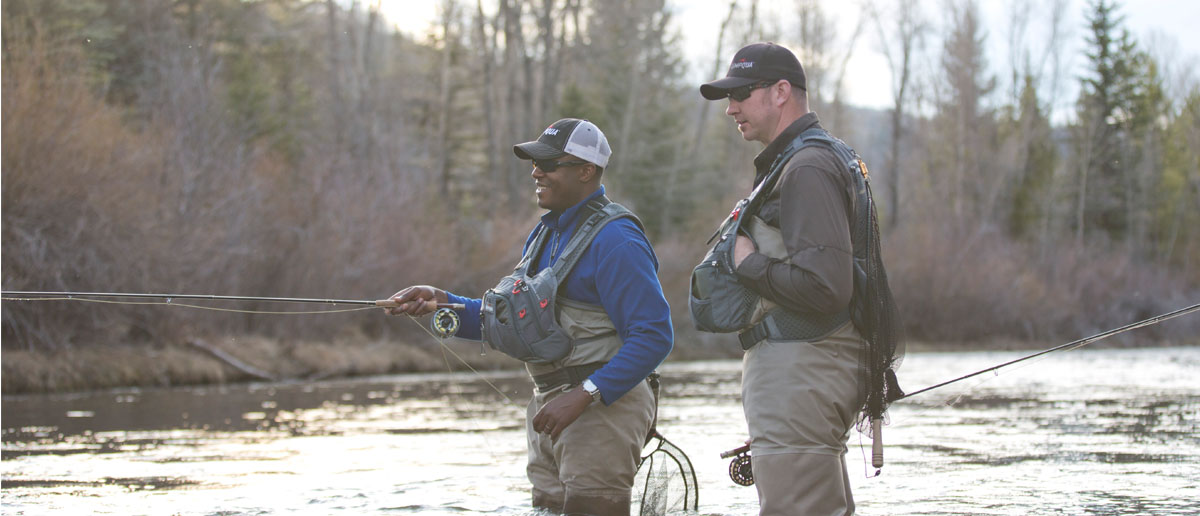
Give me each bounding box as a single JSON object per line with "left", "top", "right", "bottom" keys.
{"left": 481, "top": 195, "right": 641, "bottom": 386}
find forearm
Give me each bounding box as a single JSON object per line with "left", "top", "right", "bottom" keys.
{"left": 735, "top": 161, "right": 854, "bottom": 315}
{"left": 736, "top": 250, "right": 852, "bottom": 314}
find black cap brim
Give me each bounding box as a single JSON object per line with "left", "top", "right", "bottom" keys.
{"left": 513, "top": 141, "right": 567, "bottom": 160}
{"left": 700, "top": 76, "right": 759, "bottom": 100}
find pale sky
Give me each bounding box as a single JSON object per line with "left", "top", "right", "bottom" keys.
{"left": 382, "top": 0, "right": 1200, "bottom": 114}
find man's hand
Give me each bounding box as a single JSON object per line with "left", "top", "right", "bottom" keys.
{"left": 531, "top": 386, "right": 594, "bottom": 441}
{"left": 385, "top": 285, "right": 447, "bottom": 316}
{"left": 733, "top": 234, "right": 756, "bottom": 268}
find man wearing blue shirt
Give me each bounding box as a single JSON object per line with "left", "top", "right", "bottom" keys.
{"left": 386, "top": 118, "right": 674, "bottom": 516}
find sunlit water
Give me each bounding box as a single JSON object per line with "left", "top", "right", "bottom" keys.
{"left": 3, "top": 347, "right": 1199, "bottom": 515}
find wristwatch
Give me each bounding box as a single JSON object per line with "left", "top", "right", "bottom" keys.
{"left": 581, "top": 379, "right": 602, "bottom": 404}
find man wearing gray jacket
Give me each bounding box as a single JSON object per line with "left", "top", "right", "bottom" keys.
{"left": 699, "top": 42, "right": 867, "bottom": 516}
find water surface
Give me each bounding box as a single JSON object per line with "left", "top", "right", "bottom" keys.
{"left": 4, "top": 347, "right": 1198, "bottom": 515}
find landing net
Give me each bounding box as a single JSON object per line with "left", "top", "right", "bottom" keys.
{"left": 632, "top": 430, "right": 698, "bottom": 515}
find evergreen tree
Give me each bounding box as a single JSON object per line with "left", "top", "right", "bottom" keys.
{"left": 1004, "top": 74, "right": 1057, "bottom": 239}
{"left": 1074, "top": 0, "right": 1151, "bottom": 241}
{"left": 1156, "top": 89, "right": 1200, "bottom": 271}
{"left": 567, "top": 0, "right": 691, "bottom": 238}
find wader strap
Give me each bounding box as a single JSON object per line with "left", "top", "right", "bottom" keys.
{"left": 738, "top": 320, "right": 769, "bottom": 351}
{"left": 738, "top": 309, "right": 851, "bottom": 350}
{"left": 532, "top": 361, "right": 607, "bottom": 391}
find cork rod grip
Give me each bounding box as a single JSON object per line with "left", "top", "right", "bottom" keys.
{"left": 374, "top": 299, "right": 465, "bottom": 310}
{"left": 871, "top": 418, "right": 884, "bottom": 469}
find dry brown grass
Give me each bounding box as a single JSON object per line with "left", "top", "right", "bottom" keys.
{"left": 0, "top": 333, "right": 530, "bottom": 394}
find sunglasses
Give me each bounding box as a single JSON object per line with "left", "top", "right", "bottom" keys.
{"left": 533, "top": 159, "right": 590, "bottom": 172}
{"left": 727, "top": 80, "right": 778, "bottom": 102}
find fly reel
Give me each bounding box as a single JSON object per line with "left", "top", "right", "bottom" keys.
{"left": 729, "top": 453, "right": 754, "bottom": 486}
{"left": 431, "top": 307, "right": 460, "bottom": 338}
{"left": 720, "top": 444, "right": 754, "bottom": 486}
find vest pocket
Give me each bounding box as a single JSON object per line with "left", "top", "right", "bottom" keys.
{"left": 481, "top": 275, "right": 573, "bottom": 364}
{"left": 689, "top": 250, "right": 759, "bottom": 333}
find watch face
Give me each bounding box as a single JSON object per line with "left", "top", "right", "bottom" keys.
{"left": 582, "top": 380, "right": 601, "bottom": 402}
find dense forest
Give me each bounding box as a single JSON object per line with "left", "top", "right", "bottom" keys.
{"left": 3, "top": 0, "right": 1198, "bottom": 392}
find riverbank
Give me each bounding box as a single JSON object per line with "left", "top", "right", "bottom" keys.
{"left": 1, "top": 336, "right": 521, "bottom": 395}
{"left": 4, "top": 333, "right": 1194, "bottom": 395}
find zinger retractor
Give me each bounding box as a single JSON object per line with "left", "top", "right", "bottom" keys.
{"left": 720, "top": 444, "right": 754, "bottom": 486}
{"left": 431, "top": 307, "right": 461, "bottom": 338}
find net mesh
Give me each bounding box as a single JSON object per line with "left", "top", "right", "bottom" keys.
{"left": 632, "top": 431, "right": 698, "bottom": 515}
{"left": 850, "top": 171, "right": 906, "bottom": 433}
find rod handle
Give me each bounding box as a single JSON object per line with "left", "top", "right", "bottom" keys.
{"left": 374, "top": 299, "right": 465, "bottom": 310}
{"left": 720, "top": 444, "right": 751, "bottom": 459}
{"left": 871, "top": 418, "right": 884, "bottom": 469}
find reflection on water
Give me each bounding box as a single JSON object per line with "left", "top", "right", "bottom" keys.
{"left": 3, "top": 347, "right": 1199, "bottom": 515}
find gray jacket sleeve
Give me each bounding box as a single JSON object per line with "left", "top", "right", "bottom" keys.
{"left": 734, "top": 155, "right": 855, "bottom": 315}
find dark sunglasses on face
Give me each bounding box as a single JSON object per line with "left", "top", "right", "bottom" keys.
{"left": 727, "top": 80, "right": 778, "bottom": 102}
{"left": 533, "top": 159, "right": 590, "bottom": 172}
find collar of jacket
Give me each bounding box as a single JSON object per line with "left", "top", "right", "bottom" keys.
{"left": 752, "top": 112, "right": 822, "bottom": 187}
{"left": 540, "top": 185, "right": 607, "bottom": 233}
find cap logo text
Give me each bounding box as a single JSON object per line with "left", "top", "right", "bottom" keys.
{"left": 730, "top": 60, "right": 754, "bottom": 70}
{"left": 543, "top": 128, "right": 560, "bottom": 136}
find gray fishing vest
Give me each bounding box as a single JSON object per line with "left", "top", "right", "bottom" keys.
{"left": 481, "top": 196, "right": 638, "bottom": 369}
{"left": 689, "top": 128, "right": 872, "bottom": 349}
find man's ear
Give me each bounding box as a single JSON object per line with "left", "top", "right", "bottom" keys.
{"left": 772, "top": 81, "right": 792, "bottom": 108}
{"left": 577, "top": 163, "right": 598, "bottom": 183}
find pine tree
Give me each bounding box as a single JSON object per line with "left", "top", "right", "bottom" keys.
{"left": 1006, "top": 75, "right": 1057, "bottom": 239}
{"left": 1074, "top": 0, "right": 1150, "bottom": 241}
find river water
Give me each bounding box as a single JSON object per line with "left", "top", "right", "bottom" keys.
{"left": 3, "top": 346, "right": 1198, "bottom": 515}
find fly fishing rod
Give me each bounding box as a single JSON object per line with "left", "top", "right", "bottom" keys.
{"left": 0, "top": 290, "right": 466, "bottom": 309}
{"left": 1, "top": 290, "right": 467, "bottom": 336}
{"left": 896, "top": 301, "right": 1200, "bottom": 401}
{"left": 719, "top": 301, "right": 1200, "bottom": 485}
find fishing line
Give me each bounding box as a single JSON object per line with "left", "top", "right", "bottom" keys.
{"left": 1, "top": 295, "right": 377, "bottom": 315}
{"left": 399, "top": 302, "right": 531, "bottom": 498}
{"left": 1, "top": 290, "right": 408, "bottom": 307}
{"left": 403, "top": 311, "right": 520, "bottom": 408}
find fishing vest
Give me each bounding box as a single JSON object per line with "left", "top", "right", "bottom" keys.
{"left": 689, "top": 127, "right": 872, "bottom": 349}
{"left": 481, "top": 196, "right": 638, "bottom": 372}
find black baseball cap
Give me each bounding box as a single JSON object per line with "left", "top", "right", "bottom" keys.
{"left": 513, "top": 118, "right": 612, "bottom": 168}
{"left": 700, "top": 42, "right": 807, "bottom": 100}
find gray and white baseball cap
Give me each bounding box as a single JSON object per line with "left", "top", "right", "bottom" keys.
{"left": 513, "top": 118, "right": 611, "bottom": 168}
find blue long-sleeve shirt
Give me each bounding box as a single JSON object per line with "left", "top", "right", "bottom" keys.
{"left": 445, "top": 186, "right": 674, "bottom": 403}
